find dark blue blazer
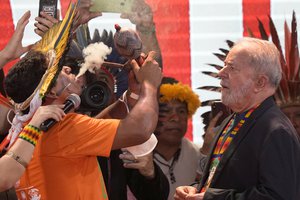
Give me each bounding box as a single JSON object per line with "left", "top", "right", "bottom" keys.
{"left": 198, "top": 97, "right": 300, "bottom": 200}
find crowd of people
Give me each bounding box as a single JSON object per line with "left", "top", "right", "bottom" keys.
{"left": 0, "top": 0, "right": 299, "bottom": 200}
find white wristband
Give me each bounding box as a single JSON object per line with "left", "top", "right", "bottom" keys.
{"left": 129, "top": 91, "right": 139, "bottom": 100}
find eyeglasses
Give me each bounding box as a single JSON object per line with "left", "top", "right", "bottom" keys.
{"left": 54, "top": 75, "right": 72, "bottom": 97}
{"left": 56, "top": 82, "right": 71, "bottom": 97}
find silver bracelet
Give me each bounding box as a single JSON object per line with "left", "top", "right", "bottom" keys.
{"left": 5, "top": 151, "right": 28, "bottom": 168}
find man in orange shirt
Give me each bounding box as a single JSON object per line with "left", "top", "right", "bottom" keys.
{"left": 4, "top": 49, "right": 161, "bottom": 200}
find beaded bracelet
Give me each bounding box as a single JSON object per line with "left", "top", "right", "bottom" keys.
{"left": 18, "top": 124, "right": 43, "bottom": 147}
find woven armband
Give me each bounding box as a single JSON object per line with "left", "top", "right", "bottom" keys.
{"left": 18, "top": 124, "right": 43, "bottom": 147}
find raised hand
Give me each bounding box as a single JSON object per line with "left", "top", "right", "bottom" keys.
{"left": 131, "top": 51, "right": 162, "bottom": 88}
{"left": 0, "top": 11, "right": 33, "bottom": 68}
{"left": 120, "top": 0, "right": 154, "bottom": 29}
{"left": 200, "top": 111, "right": 223, "bottom": 155}
{"left": 74, "top": 0, "right": 102, "bottom": 27}
{"left": 34, "top": 11, "right": 59, "bottom": 37}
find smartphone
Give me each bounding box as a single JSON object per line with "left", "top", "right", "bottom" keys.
{"left": 90, "top": 0, "right": 134, "bottom": 13}
{"left": 38, "top": 0, "right": 58, "bottom": 18}
{"left": 211, "top": 101, "right": 232, "bottom": 126}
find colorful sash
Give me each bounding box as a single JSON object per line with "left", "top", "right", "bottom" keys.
{"left": 201, "top": 105, "right": 258, "bottom": 192}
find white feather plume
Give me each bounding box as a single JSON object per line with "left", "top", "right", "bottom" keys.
{"left": 76, "top": 42, "right": 112, "bottom": 78}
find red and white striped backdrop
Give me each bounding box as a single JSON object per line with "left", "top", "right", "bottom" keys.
{"left": 1, "top": 0, "right": 300, "bottom": 144}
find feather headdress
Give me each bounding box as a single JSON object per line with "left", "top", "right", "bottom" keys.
{"left": 199, "top": 12, "right": 300, "bottom": 131}
{"left": 252, "top": 11, "right": 300, "bottom": 107}
{"left": 0, "top": 2, "right": 77, "bottom": 150}
{"left": 9, "top": 2, "right": 77, "bottom": 112}
{"left": 67, "top": 24, "right": 129, "bottom": 98}
{"left": 204, "top": 12, "right": 300, "bottom": 108}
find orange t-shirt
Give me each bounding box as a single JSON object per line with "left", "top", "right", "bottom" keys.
{"left": 15, "top": 113, "right": 120, "bottom": 200}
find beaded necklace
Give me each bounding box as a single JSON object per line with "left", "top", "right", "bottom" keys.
{"left": 154, "top": 149, "right": 181, "bottom": 184}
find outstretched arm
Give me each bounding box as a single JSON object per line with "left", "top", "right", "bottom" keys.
{"left": 0, "top": 105, "right": 65, "bottom": 191}
{"left": 0, "top": 11, "right": 33, "bottom": 69}
{"left": 121, "top": 0, "right": 163, "bottom": 67}
{"left": 112, "top": 51, "right": 162, "bottom": 149}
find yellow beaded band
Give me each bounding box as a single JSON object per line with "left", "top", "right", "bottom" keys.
{"left": 5, "top": 151, "right": 28, "bottom": 168}
{"left": 18, "top": 124, "right": 43, "bottom": 147}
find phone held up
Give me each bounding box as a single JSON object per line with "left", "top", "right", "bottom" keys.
{"left": 211, "top": 101, "right": 232, "bottom": 127}
{"left": 90, "top": 0, "right": 134, "bottom": 13}
{"left": 38, "top": 0, "right": 58, "bottom": 19}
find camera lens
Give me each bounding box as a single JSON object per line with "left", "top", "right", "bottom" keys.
{"left": 81, "top": 81, "right": 111, "bottom": 109}
{"left": 89, "top": 89, "right": 105, "bottom": 104}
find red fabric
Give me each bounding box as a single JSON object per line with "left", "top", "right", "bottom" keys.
{"left": 243, "top": 0, "right": 270, "bottom": 37}
{"left": 60, "top": 0, "right": 71, "bottom": 18}
{"left": 147, "top": 0, "right": 193, "bottom": 140}
{"left": 0, "top": 0, "right": 18, "bottom": 74}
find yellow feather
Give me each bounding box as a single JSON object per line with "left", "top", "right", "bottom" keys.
{"left": 34, "top": 2, "right": 77, "bottom": 97}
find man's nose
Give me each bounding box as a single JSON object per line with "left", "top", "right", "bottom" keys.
{"left": 168, "top": 113, "right": 180, "bottom": 122}
{"left": 218, "top": 66, "right": 228, "bottom": 79}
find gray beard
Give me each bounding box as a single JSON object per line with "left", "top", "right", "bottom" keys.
{"left": 221, "top": 80, "right": 253, "bottom": 107}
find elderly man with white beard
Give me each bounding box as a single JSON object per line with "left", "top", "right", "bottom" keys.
{"left": 174, "top": 37, "right": 300, "bottom": 200}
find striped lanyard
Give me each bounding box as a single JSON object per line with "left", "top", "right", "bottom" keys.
{"left": 201, "top": 105, "right": 258, "bottom": 192}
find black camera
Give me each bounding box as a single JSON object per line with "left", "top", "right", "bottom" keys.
{"left": 78, "top": 81, "right": 112, "bottom": 116}
{"left": 77, "top": 69, "right": 115, "bottom": 116}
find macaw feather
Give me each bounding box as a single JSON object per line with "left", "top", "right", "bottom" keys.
{"left": 257, "top": 18, "right": 269, "bottom": 40}
{"left": 34, "top": 2, "right": 77, "bottom": 97}
{"left": 289, "top": 11, "right": 299, "bottom": 81}
{"left": 197, "top": 86, "right": 221, "bottom": 93}
{"left": 206, "top": 64, "right": 223, "bottom": 71}
{"left": 202, "top": 71, "right": 220, "bottom": 79}
{"left": 213, "top": 53, "right": 226, "bottom": 61}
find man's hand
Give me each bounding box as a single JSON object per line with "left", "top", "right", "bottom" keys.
{"left": 29, "top": 105, "right": 65, "bottom": 128}
{"left": 0, "top": 11, "right": 33, "bottom": 67}
{"left": 131, "top": 51, "right": 162, "bottom": 88}
{"left": 119, "top": 150, "right": 155, "bottom": 179}
{"left": 174, "top": 186, "right": 204, "bottom": 200}
{"left": 120, "top": 0, "right": 154, "bottom": 28}
{"left": 200, "top": 111, "right": 223, "bottom": 155}
{"left": 74, "top": 0, "right": 102, "bottom": 27}
{"left": 34, "top": 11, "right": 59, "bottom": 37}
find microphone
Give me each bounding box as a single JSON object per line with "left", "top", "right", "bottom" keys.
{"left": 40, "top": 93, "right": 81, "bottom": 132}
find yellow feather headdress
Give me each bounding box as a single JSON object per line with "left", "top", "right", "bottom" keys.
{"left": 159, "top": 82, "right": 201, "bottom": 117}
{"left": 10, "top": 2, "right": 77, "bottom": 111}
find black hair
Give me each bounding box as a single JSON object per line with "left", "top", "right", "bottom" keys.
{"left": 4, "top": 51, "right": 47, "bottom": 103}
{"left": 161, "top": 76, "right": 179, "bottom": 85}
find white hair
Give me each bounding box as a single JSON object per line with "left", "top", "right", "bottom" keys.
{"left": 234, "top": 37, "right": 282, "bottom": 88}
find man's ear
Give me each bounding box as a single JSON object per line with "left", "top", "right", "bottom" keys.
{"left": 254, "top": 74, "right": 268, "bottom": 93}
{"left": 62, "top": 66, "right": 72, "bottom": 74}
{"left": 46, "top": 88, "right": 58, "bottom": 99}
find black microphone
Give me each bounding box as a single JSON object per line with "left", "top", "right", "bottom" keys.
{"left": 40, "top": 93, "right": 81, "bottom": 132}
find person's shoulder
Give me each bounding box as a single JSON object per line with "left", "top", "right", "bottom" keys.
{"left": 181, "top": 138, "right": 200, "bottom": 154}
